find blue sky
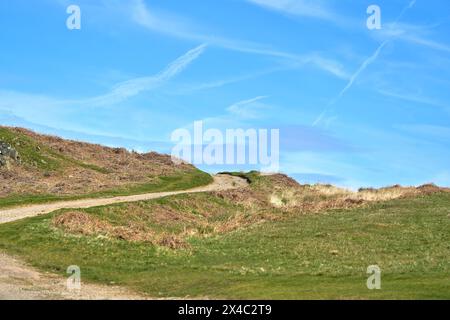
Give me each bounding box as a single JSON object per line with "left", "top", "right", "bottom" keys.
{"left": 0, "top": 0, "right": 449, "bottom": 189}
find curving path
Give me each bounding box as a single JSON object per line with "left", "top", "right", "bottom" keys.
{"left": 0, "top": 174, "right": 248, "bottom": 300}
{"left": 0, "top": 174, "right": 248, "bottom": 224}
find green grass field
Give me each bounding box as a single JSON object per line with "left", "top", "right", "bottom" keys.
{"left": 0, "top": 191, "right": 449, "bottom": 299}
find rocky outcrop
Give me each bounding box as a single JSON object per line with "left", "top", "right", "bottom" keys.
{"left": 0, "top": 142, "right": 20, "bottom": 168}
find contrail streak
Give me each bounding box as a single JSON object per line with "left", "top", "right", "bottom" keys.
{"left": 313, "top": 0, "right": 417, "bottom": 127}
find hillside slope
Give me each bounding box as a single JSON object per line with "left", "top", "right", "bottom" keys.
{"left": 0, "top": 126, "right": 212, "bottom": 208}
{"left": 1, "top": 129, "right": 449, "bottom": 299}
{"left": 0, "top": 173, "right": 449, "bottom": 299}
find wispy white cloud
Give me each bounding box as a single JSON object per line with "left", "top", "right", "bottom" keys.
{"left": 171, "top": 58, "right": 348, "bottom": 96}
{"left": 170, "top": 68, "right": 282, "bottom": 95}
{"left": 314, "top": 43, "right": 389, "bottom": 127}
{"left": 336, "top": 42, "right": 387, "bottom": 103}
{"left": 129, "top": 0, "right": 349, "bottom": 79}
{"left": 313, "top": 0, "right": 418, "bottom": 126}
{"left": 85, "top": 43, "right": 207, "bottom": 106}
{"left": 0, "top": 44, "right": 207, "bottom": 133}
{"left": 378, "top": 89, "right": 449, "bottom": 110}
{"left": 246, "top": 0, "right": 338, "bottom": 22}
{"left": 176, "top": 95, "right": 273, "bottom": 134}
{"left": 177, "top": 75, "right": 262, "bottom": 94}
{"left": 404, "top": 34, "right": 450, "bottom": 53}
{"left": 226, "top": 96, "right": 269, "bottom": 119}
{"left": 131, "top": 0, "right": 201, "bottom": 40}
{"left": 299, "top": 54, "right": 349, "bottom": 79}
{"left": 131, "top": 0, "right": 274, "bottom": 53}
{"left": 381, "top": 22, "right": 450, "bottom": 54}
{"left": 332, "top": 1, "right": 419, "bottom": 101}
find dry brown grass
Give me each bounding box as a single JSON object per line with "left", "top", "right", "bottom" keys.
{"left": 0, "top": 126, "right": 197, "bottom": 197}
{"left": 216, "top": 174, "right": 449, "bottom": 215}
{"left": 52, "top": 211, "right": 188, "bottom": 248}
{"left": 50, "top": 173, "right": 449, "bottom": 249}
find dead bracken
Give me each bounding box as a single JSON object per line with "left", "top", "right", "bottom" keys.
{"left": 0, "top": 126, "right": 197, "bottom": 197}
{"left": 50, "top": 173, "right": 449, "bottom": 250}
{"left": 52, "top": 211, "right": 188, "bottom": 249}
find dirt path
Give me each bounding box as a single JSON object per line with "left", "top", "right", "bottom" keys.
{"left": 0, "top": 174, "right": 248, "bottom": 300}
{"left": 0, "top": 174, "right": 248, "bottom": 224}
{"left": 0, "top": 252, "right": 148, "bottom": 300}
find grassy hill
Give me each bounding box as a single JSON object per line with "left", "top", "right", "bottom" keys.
{"left": 0, "top": 170, "right": 449, "bottom": 299}
{"left": 0, "top": 126, "right": 212, "bottom": 208}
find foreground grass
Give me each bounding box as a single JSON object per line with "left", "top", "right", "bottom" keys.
{"left": 0, "top": 192, "right": 449, "bottom": 299}
{"left": 0, "top": 169, "right": 212, "bottom": 209}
